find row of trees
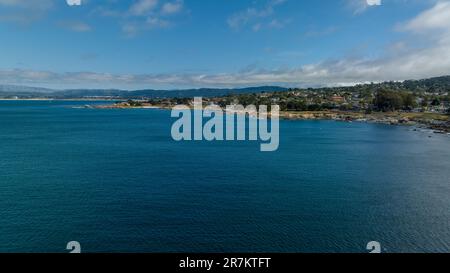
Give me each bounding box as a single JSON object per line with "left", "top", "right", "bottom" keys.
{"left": 221, "top": 89, "right": 420, "bottom": 112}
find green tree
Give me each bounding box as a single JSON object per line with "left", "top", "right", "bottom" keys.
{"left": 431, "top": 98, "right": 441, "bottom": 106}
{"left": 400, "top": 92, "right": 417, "bottom": 110}
{"left": 374, "top": 89, "right": 403, "bottom": 111}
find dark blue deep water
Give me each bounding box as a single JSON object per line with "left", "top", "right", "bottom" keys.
{"left": 0, "top": 100, "right": 449, "bottom": 253}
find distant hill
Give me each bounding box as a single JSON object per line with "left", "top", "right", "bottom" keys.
{"left": 0, "top": 86, "right": 288, "bottom": 99}
{"left": 402, "top": 76, "right": 450, "bottom": 93}
{"left": 0, "top": 84, "right": 55, "bottom": 93}
{"left": 1, "top": 75, "right": 450, "bottom": 99}
{"left": 287, "top": 75, "right": 450, "bottom": 95}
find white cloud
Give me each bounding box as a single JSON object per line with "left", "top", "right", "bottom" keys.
{"left": 347, "top": 0, "right": 382, "bottom": 14}
{"left": 161, "top": 0, "right": 183, "bottom": 15}
{"left": 121, "top": 0, "right": 185, "bottom": 35}
{"left": 367, "top": 0, "right": 382, "bottom": 6}
{"left": 66, "top": 0, "right": 81, "bottom": 6}
{"left": 402, "top": 1, "right": 450, "bottom": 32}
{"left": 129, "top": 0, "right": 159, "bottom": 16}
{"left": 227, "top": 0, "right": 288, "bottom": 31}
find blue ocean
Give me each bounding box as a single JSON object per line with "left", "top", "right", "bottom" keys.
{"left": 0, "top": 100, "right": 449, "bottom": 253}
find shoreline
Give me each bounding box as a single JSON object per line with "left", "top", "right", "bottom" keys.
{"left": 88, "top": 102, "right": 450, "bottom": 134}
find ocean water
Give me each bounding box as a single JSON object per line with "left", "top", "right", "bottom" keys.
{"left": 0, "top": 100, "right": 449, "bottom": 253}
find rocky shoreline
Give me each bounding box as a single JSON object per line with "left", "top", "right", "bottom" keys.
{"left": 87, "top": 102, "right": 450, "bottom": 134}
{"left": 278, "top": 111, "right": 450, "bottom": 134}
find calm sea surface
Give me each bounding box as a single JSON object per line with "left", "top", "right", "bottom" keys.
{"left": 0, "top": 100, "right": 449, "bottom": 253}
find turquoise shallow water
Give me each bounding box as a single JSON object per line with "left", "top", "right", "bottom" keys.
{"left": 0, "top": 100, "right": 449, "bottom": 253}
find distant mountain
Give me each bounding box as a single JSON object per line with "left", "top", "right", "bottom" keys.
{"left": 0, "top": 84, "right": 55, "bottom": 93}
{"left": 1, "top": 75, "right": 450, "bottom": 99}
{"left": 0, "top": 85, "right": 288, "bottom": 99}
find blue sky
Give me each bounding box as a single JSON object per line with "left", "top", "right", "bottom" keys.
{"left": 0, "top": 0, "right": 449, "bottom": 89}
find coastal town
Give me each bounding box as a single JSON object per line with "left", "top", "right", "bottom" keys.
{"left": 99, "top": 77, "right": 450, "bottom": 133}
